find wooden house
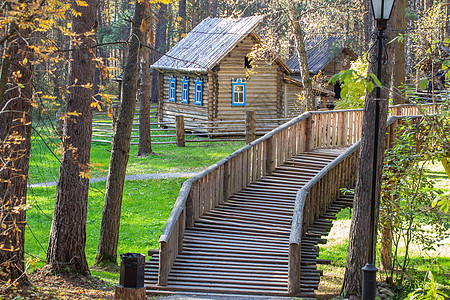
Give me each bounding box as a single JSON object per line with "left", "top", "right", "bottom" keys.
{"left": 151, "top": 16, "right": 331, "bottom": 132}
{"left": 286, "top": 36, "right": 357, "bottom": 107}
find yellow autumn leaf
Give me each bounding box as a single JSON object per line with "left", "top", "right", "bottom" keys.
{"left": 75, "top": 0, "right": 88, "bottom": 6}
{"left": 67, "top": 111, "right": 81, "bottom": 117}
{"left": 79, "top": 170, "right": 91, "bottom": 179}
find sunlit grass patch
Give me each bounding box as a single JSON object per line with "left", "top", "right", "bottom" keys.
{"left": 26, "top": 178, "right": 185, "bottom": 283}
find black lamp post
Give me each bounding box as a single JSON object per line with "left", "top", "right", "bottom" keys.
{"left": 362, "top": 0, "right": 395, "bottom": 300}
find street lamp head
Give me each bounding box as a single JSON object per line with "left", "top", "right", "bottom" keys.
{"left": 370, "top": 0, "right": 395, "bottom": 30}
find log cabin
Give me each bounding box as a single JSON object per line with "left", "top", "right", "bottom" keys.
{"left": 286, "top": 36, "right": 357, "bottom": 108}
{"left": 151, "top": 16, "right": 332, "bottom": 133}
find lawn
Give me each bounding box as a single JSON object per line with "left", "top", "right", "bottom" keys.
{"left": 26, "top": 178, "right": 185, "bottom": 282}
{"left": 26, "top": 125, "right": 245, "bottom": 284}
{"left": 29, "top": 124, "right": 245, "bottom": 184}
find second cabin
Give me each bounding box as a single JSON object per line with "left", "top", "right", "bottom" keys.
{"left": 151, "top": 16, "right": 331, "bottom": 133}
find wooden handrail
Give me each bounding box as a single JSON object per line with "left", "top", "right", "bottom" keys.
{"left": 156, "top": 104, "right": 439, "bottom": 287}
{"left": 287, "top": 115, "right": 419, "bottom": 295}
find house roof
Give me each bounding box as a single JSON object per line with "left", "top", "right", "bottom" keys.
{"left": 151, "top": 16, "right": 265, "bottom": 73}
{"left": 286, "top": 36, "right": 355, "bottom": 74}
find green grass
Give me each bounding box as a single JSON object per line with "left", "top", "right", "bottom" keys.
{"left": 26, "top": 178, "right": 185, "bottom": 283}
{"left": 29, "top": 126, "right": 245, "bottom": 184}
{"left": 26, "top": 124, "right": 244, "bottom": 284}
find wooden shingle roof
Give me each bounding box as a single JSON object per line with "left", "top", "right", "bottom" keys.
{"left": 151, "top": 16, "right": 264, "bottom": 73}
{"left": 286, "top": 36, "right": 355, "bottom": 74}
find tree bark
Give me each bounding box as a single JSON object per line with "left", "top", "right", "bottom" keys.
{"left": 285, "top": 0, "right": 316, "bottom": 111}
{"left": 137, "top": 2, "right": 153, "bottom": 156}
{"left": 179, "top": 0, "right": 186, "bottom": 39}
{"left": 391, "top": 0, "right": 406, "bottom": 104}
{"left": 151, "top": 3, "right": 167, "bottom": 104}
{"left": 96, "top": 0, "right": 145, "bottom": 264}
{"left": 0, "top": 28, "right": 33, "bottom": 286}
{"left": 341, "top": 28, "right": 391, "bottom": 298}
{"left": 380, "top": 192, "right": 394, "bottom": 272}
{"left": 46, "top": 0, "right": 97, "bottom": 275}
{"left": 211, "top": 0, "right": 218, "bottom": 17}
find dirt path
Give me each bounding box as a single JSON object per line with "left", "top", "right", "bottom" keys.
{"left": 28, "top": 172, "right": 199, "bottom": 188}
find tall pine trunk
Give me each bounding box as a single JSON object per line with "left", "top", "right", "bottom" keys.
{"left": 151, "top": 3, "right": 167, "bottom": 107}
{"left": 341, "top": 25, "right": 392, "bottom": 298}
{"left": 0, "top": 27, "right": 33, "bottom": 286}
{"left": 138, "top": 2, "right": 154, "bottom": 157}
{"left": 285, "top": 0, "right": 315, "bottom": 111}
{"left": 96, "top": 0, "right": 145, "bottom": 264}
{"left": 391, "top": 0, "right": 406, "bottom": 104}
{"left": 46, "top": 0, "right": 97, "bottom": 275}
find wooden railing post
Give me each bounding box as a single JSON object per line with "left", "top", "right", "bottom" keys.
{"left": 264, "top": 137, "right": 274, "bottom": 175}
{"left": 185, "top": 191, "right": 194, "bottom": 228}
{"left": 245, "top": 110, "right": 256, "bottom": 144}
{"left": 288, "top": 243, "right": 301, "bottom": 295}
{"left": 158, "top": 242, "right": 169, "bottom": 286}
{"left": 223, "top": 161, "right": 230, "bottom": 201}
{"left": 176, "top": 115, "right": 185, "bottom": 147}
{"left": 304, "top": 116, "right": 312, "bottom": 152}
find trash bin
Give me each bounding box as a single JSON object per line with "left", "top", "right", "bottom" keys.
{"left": 119, "top": 253, "right": 145, "bottom": 288}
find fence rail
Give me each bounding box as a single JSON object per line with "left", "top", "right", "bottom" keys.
{"left": 91, "top": 103, "right": 438, "bottom": 146}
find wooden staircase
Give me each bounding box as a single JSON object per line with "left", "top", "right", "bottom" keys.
{"left": 144, "top": 149, "right": 352, "bottom": 298}
{"left": 139, "top": 109, "right": 426, "bottom": 298}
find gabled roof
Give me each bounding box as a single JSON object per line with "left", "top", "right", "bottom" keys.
{"left": 286, "top": 36, "right": 356, "bottom": 74}
{"left": 151, "top": 16, "right": 264, "bottom": 73}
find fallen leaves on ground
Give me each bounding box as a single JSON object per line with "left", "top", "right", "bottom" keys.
{"left": 1, "top": 266, "right": 114, "bottom": 299}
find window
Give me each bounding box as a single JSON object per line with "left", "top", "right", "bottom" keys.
{"left": 244, "top": 55, "right": 252, "bottom": 68}
{"left": 194, "top": 78, "right": 203, "bottom": 105}
{"left": 232, "top": 78, "right": 246, "bottom": 107}
{"left": 169, "top": 76, "right": 176, "bottom": 102}
{"left": 181, "top": 77, "right": 189, "bottom": 104}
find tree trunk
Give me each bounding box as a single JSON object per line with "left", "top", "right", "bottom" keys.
{"left": 380, "top": 192, "right": 394, "bottom": 272}
{"left": 46, "top": 0, "right": 97, "bottom": 275}
{"left": 211, "top": 0, "right": 218, "bottom": 17}
{"left": 179, "top": 0, "right": 186, "bottom": 39}
{"left": 341, "top": 28, "right": 391, "bottom": 299}
{"left": 96, "top": 0, "right": 145, "bottom": 264}
{"left": 0, "top": 28, "right": 33, "bottom": 286}
{"left": 138, "top": 2, "right": 153, "bottom": 156}
{"left": 151, "top": 3, "right": 167, "bottom": 104}
{"left": 285, "top": 0, "right": 316, "bottom": 111}
{"left": 391, "top": 0, "right": 406, "bottom": 104}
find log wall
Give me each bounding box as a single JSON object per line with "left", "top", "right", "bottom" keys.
{"left": 215, "top": 35, "right": 282, "bottom": 125}
{"left": 159, "top": 73, "right": 209, "bottom": 131}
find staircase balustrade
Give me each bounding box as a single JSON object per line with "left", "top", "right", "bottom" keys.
{"left": 157, "top": 103, "right": 439, "bottom": 287}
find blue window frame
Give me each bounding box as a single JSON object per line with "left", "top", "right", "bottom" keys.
{"left": 232, "top": 78, "right": 246, "bottom": 107}
{"left": 194, "top": 78, "right": 203, "bottom": 106}
{"left": 181, "top": 77, "right": 189, "bottom": 104}
{"left": 169, "top": 76, "right": 176, "bottom": 102}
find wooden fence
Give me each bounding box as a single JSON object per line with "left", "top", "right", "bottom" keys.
{"left": 91, "top": 103, "right": 438, "bottom": 146}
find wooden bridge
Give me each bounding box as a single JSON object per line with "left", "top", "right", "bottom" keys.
{"left": 144, "top": 104, "right": 437, "bottom": 298}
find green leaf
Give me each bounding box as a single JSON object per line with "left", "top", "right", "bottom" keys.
{"left": 341, "top": 85, "right": 348, "bottom": 98}
{"left": 419, "top": 78, "right": 429, "bottom": 90}
{"left": 367, "top": 81, "right": 374, "bottom": 93}
{"left": 329, "top": 73, "right": 340, "bottom": 84}
{"left": 369, "top": 73, "right": 381, "bottom": 87}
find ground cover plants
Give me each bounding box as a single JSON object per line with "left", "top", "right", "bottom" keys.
{"left": 29, "top": 123, "right": 245, "bottom": 184}
{"left": 26, "top": 178, "right": 185, "bottom": 281}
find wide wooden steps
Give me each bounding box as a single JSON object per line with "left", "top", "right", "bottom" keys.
{"left": 145, "top": 148, "right": 353, "bottom": 298}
